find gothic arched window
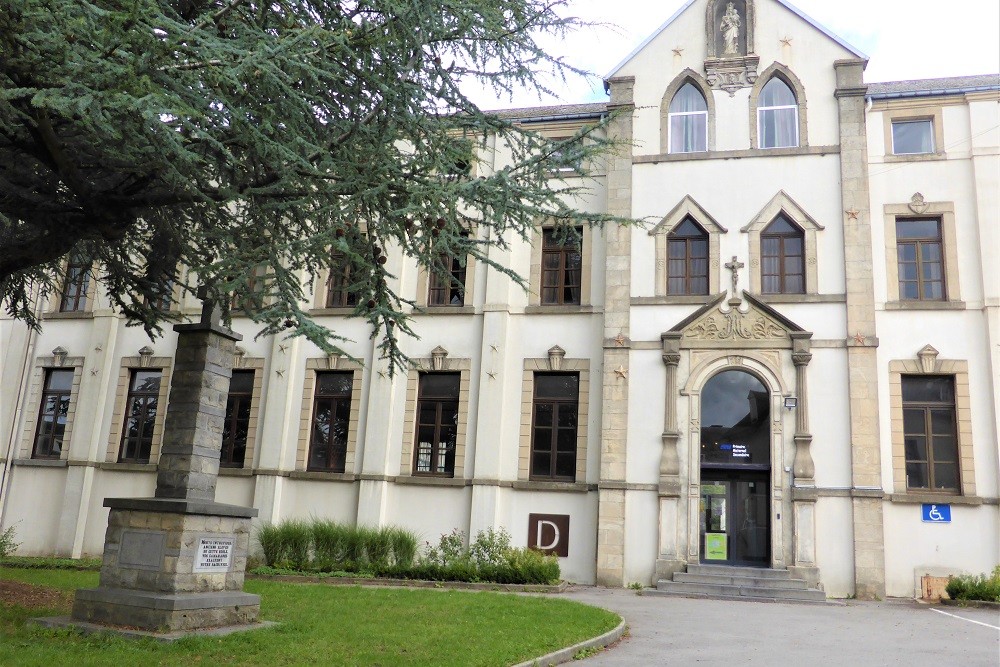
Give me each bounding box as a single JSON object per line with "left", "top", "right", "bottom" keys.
{"left": 761, "top": 214, "right": 804, "bottom": 294}
{"left": 757, "top": 78, "right": 798, "bottom": 149}
{"left": 667, "top": 217, "right": 709, "bottom": 295}
{"left": 668, "top": 83, "right": 709, "bottom": 153}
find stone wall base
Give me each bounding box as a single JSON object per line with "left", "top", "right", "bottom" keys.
{"left": 654, "top": 558, "right": 687, "bottom": 582}
{"left": 73, "top": 587, "right": 260, "bottom": 632}
{"left": 788, "top": 565, "right": 823, "bottom": 590}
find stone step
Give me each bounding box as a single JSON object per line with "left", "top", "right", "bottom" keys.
{"left": 643, "top": 587, "right": 830, "bottom": 606}
{"left": 687, "top": 564, "right": 792, "bottom": 579}
{"left": 655, "top": 580, "right": 827, "bottom": 602}
{"left": 673, "top": 572, "right": 810, "bottom": 589}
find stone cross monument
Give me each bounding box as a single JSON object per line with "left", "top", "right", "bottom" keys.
{"left": 69, "top": 298, "right": 261, "bottom": 632}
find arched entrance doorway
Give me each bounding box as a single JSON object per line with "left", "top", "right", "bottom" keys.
{"left": 699, "top": 370, "right": 771, "bottom": 565}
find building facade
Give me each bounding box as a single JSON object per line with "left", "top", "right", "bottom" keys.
{"left": 1, "top": 0, "right": 997, "bottom": 598}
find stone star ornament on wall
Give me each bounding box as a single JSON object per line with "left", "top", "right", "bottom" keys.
{"left": 614, "top": 365, "right": 628, "bottom": 379}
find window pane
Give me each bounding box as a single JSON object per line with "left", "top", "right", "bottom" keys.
{"left": 555, "top": 452, "right": 576, "bottom": 479}
{"left": 902, "top": 408, "right": 925, "bottom": 435}
{"left": 764, "top": 215, "right": 798, "bottom": 235}
{"left": 892, "top": 120, "right": 934, "bottom": 154}
{"left": 760, "top": 78, "right": 795, "bottom": 106}
{"left": 902, "top": 376, "right": 954, "bottom": 402}
{"left": 669, "top": 83, "right": 708, "bottom": 112}
{"left": 673, "top": 218, "right": 705, "bottom": 237}
{"left": 896, "top": 219, "right": 939, "bottom": 239}
{"left": 229, "top": 370, "right": 254, "bottom": 394}
{"left": 531, "top": 449, "right": 551, "bottom": 477}
{"left": 131, "top": 371, "right": 161, "bottom": 393}
{"left": 536, "top": 374, "right": 578, "bottom": 399}
{"left": 534, "top": 403, "right": 553, "bottom": 427}
{"left": 906, "top": 462, "right": 928, "bottom": 489}
{"left": 904, "top": 435, "right": 927, "bottom": 461}
{"left": 556, "top": 427, "right": 576, "bottom": 453}
{"left": 47, "top": 369, "right": 74, "bottom": 392}
{"left": 931, "top": 435, "right": 957, "bottom": 463}
{"left": 760, "top": 108, "right": 798, "bottom": 148}
{"left": 784, "top": 275, "right": 804, "bottom": 294}
{"left": 924, "top": 281, "right": 943, "bottom": 300}
{"left": 317, "top": 372, "right": 352, "bottom": 396}
{"left": 932, "top": 463, "right": 958, "bottom": 491}
{"left": 670, "top": 113, "right": 707, "bottom": 153}
{"left": 419, "top": 373, "right": 460, "bottom": 398}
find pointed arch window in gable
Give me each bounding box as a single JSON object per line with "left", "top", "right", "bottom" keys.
{"left": 757, "top": 78, "right": 798, "bottom": 149}
{"left": 668, "top": 83, "right": 709, "bottom": 153}
{"left": 761, "top": 214, "right": 804, "bottom": 294}
{"left": 668, "top": 217, "right": 709, "bottom": 296}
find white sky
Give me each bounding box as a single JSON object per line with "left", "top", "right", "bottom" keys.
{"left": 469, "top": 0, "right": 1000, "bottom": 108}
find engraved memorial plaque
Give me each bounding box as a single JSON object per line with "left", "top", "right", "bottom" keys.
{"left": 194, "top": 537, "right": 235, "bottom": 572}
{"left": 119, "top": 530, "right": 167, "bottom": 571}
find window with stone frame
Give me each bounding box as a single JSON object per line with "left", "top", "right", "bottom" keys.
{"left": 220, "top": 369, "right": 254, "bottom": 468}
{"left": 413, "top": 372, "right": 460, "bottom": 476}
{"left": 668, "top": 82, "right": 708, "bottom": 153}
{"left": 32, "top": 368, "right": 74, "bottom": 459}
{"left": 530, "top": 373, "right": 580, "bottom": 481}
{"left": 59, "top": 253, "right": 91, "bottom": 312}
{"left": 118, "top": 369, "right": 163, "bottom": 463}
{"left": 896, "top": 218, "right": 944, "bottom": 301}
{"left": 326, "top": 251, "right": 358, "bottom": 308}
{"left": 307, "top": 372, "right": 353, "bottom": 472}
{"left": 540, "top": 227, "right": 583, "bottom": 305}
{"left": 232, "top": 264, "right": 268, "bottom": 314}
{"left": 902, "top": 375, "right": 959, "bottom": 492}
{"left": 427, "top": 234, "right": 468, "bottom": 307}
{"left": 891, "top": 119, "right": 934, "bottom": 155}
{"left": 757, "top": 77, "right": 799, "bottom": 149}
{"left": 667, "top": 217, "right": 709, "bottom": 295}
{"left": 760, "top": 214, "right": 805, "bottom": 294}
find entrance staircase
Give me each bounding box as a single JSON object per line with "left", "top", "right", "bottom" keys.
{"left": 649, "top": 564, "right": 827, "bottom": 603}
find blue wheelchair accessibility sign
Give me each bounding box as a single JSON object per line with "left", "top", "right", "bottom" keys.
{"left": 921, "top": 504, "right": 951, "bottom": 523}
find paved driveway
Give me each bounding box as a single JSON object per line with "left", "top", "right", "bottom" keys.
{"left": 563, "top": 588, "right": 1000, "bottom": 667}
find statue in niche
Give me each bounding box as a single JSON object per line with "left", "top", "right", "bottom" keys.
{"left": 720, "top": 2, "right": 741, "bottom": 55}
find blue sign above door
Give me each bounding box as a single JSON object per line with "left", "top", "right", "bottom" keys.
{"left": 921, "top": 504, "right": 951, "bottom": 523}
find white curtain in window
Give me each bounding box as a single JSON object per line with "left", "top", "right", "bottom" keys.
{"left": 668, "top": 83, "right": 708, "bottom": 153}
{"left": 758, "top": 78, "right": 798, "bottom": 148}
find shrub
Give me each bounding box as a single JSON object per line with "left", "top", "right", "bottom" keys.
{"left": 946, "top": 566, "right": 1000, "bottom": 602}
{"left": 312, "top": 520, "right": 350, "bottom": 570}
{"left": 280, "top": 520, "right": 314, "bottom": 570}
{"left": 256, "top": 522, "right": 285, "bottom": 567}
{"left": 422, "top": 528, "right": 468, "bottom": 567}
{"left": 0, "top": 523, "right": 20, "bottom": 558}
{"left": 365, "top": 527, "right": 393, "bottom": 568}
{"left": 469, "top": 527, "right": 512, "bottom": 567}
{"left": 387, "top": 527, "right": 418, "bottom": 567}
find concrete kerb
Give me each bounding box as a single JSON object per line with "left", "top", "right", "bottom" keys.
{"left": 512, "top": 619, "right": 627, "bottom": 667}
{"left": 30, "top": 616, "right": 277, "bottom": 644}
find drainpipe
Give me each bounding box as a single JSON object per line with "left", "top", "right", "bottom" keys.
{"left": 0, "top": 288, "right": 45, "bottom": 530}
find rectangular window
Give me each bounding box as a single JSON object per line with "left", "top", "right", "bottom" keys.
{"left": 541, "top": 228, "right": 582, "bottom": 305}
{"left": 60, "top": 254, "right": 91, "bottom": 312}
{"left": 428, "top": 251, "right": 467, "bottom": 307}
{"left": 326, "top": 251, "right": 358, "bottom": 308}
{"left": 902, "top": 375, "right": 959, "bottom": 492}
{"left": 892, "top": 119, "right": 934, "bottom": 155}
{"left": 896, "top": 218, "right": 944, "bottom": 300}
{"left": 530, "top": 373, "right": 579, "bottom": 481}
{"left": 32, "top": 369, "right": 74, "bottom": 459}
{"left": 413, "top": 373, "right": 460, "bottom": 476}
{"left": 308, "top": 372, "right": 352, "bottom": 472}
{"left": 118, "top": 370, "right": 162, "bottom": 463}
{"left": 221, "top": 370, "right": 254, "bottom": 468}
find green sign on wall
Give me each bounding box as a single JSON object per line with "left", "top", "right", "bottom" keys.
{"left": 705, "top": 533, "right": 727, "bottom": 560}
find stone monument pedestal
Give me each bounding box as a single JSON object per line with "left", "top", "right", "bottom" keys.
{"left": 72, "top": 498, "right": 258, "bottom": 632}
{"left": 58, "top": 309, "right": 263, "bottom": 634}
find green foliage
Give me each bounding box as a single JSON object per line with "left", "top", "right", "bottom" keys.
{"left": 0, "top": 0, "right": 633, "bottom": 372}
{"left": 256, "top": 519, "right": 420, "bottom": 571}
{"left": 0, "top": 524, "right": 19, "bottom": 559}
{"left": 0, "top": 556, "right": 100, "bottom": 571}
{"left": 254, "top": 522, "right": 558, "bottom": 585}
{"left": 945, "top": 566, "right": 1000, "bottom": 602}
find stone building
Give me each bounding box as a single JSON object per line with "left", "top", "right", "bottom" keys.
{"left": 1, "top": 0, "right": 997, "bottom": 598}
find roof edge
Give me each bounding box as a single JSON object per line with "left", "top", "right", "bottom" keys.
{"left": 603, "top": 0, "right": 866, "bottom": 82}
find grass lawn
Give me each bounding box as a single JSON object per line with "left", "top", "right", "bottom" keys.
{"left": 0, "top": 567, "right": 620, "bottom": 666}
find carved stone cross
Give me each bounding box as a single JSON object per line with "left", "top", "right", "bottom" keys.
{"left": 725, "top": 255, "right": 744, "bottom": 297}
